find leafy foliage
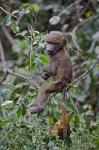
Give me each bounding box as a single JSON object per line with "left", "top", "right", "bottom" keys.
{"left": 0, "top": 0, "right": 99, "bottom": 149}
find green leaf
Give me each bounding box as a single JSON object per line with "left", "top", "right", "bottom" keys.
{"left": 32, "top": 3, "right": 39, "bottom": 12}
{"left": 10, "top": 21, "right": 19, "bottom": 33}
{"left": 74, "top": 115, "right": 80, "bottom": 128}
{"left": 23, "top": 3, "right": 30, "bottom": 7}
{"left": 71, "top": 84, "right": 78, "bottom": 88}
{"left": 16, "top": 104, "right": 26, "bottom": 118}
{"left": 92, "top": 136, "right": 99, "bottom": 145}
{"left": 39, "top": 54, "right": 48, "bottom": 64}
{"left": 65, "top": 102, "right": 75, "bottom": 112}
{"left": 47, "top": 117, "right": 54, "bottom": 125}
{"left": 0, "top": 118, "right": 9, "bottom": 126}
{"left": 16, "top": 31, "right": 27, "bottom": 37}
{"left": 96, "top": 64, "right": 99, "bottom": 69}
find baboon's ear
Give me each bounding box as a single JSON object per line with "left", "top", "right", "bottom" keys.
{"left": 63, "top": 38, "right": 67, "bottom": 46}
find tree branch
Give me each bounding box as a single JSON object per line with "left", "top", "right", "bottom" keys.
{"left": 72, "top": 15, "right": 99, "bottom": 51}
{"left": 68, "top": 61, "right": 98, "bottom": 88}
{"left": 7, "top": 69, "right": 39, "bottom": 88}
{"left": 0, "top": 7, "right": 18, "bottom": 19}
{"left": 59, "top": 0, "right": 82, "bottom": 16}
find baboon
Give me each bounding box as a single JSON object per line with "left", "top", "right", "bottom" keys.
{"left": 27, "top": 31, "right": 73, "bottom": 114}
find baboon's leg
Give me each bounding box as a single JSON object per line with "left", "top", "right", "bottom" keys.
{"left": 27, "top": 81, "right": 65, "bottom": 114}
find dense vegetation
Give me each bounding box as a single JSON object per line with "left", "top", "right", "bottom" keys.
{"left": 0, "top": 0, "right": 99, "bottom": 149}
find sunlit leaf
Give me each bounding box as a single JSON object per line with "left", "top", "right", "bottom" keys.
{"left": 32, "top": 3, "right": 39, "bottom": 12}
{"left": 39, "top": 54, "right": 48, "bottom": 64}
{"left": 23, "top": 3, "right": 30, "bottom": 7}
{"left": 96, "top": 64, "right": 99, "bottom": 69}
{"left": 12, "top": 10, "right": 19, "bottom": 15}
{"left": 1, "top": 101, "right": 13, "bottom": 107}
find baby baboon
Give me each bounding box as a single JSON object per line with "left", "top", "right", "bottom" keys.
{"left": 28, "top": 31, "right": 73, "bottom": 114}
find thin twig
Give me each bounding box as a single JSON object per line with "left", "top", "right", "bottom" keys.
{"left": 61, "top": 89, "right": 68, "bottom": 144}
{"left": 0, "top": 128, "right": 13, "bottom": 143}
{"left": 69, "top": 47, "right": 87, "bottom": 62}
{"left": 68, "top": 61, "right": 98, "bottom": 88}
{"left": 0, "top": 39, "right": 6, "bottom": 116}
{"left": 72, "top": 15, "right": 99, "bottom": 51}
{"left": 7, "top": 69, "right": 39, "bottom": 88}
{"left": 0, "top": 7, "right": 18, "bottom": 19}
{"left": 59, "top": 0, "right": 82, "bottom": 16}
{"left": 68, "top": 91, "right": 80, "bottom": 118}
{"left": 0, "top": 113, "right": 28, "bottom": 143}
{"left": 0, "top": 39, "right": 7, "bottom": 82}
{"left": 0, "top": 39, "right": 5, "bottom": 63}
{"left": 79, "top": 0, "right": 90, "bottom": 17}
{"left": 2, "top": 27, "right": 16, "bottom": 45}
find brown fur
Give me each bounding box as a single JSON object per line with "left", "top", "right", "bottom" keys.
{"left": 27, "top": 31, "right": 73, "bottom": 114}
